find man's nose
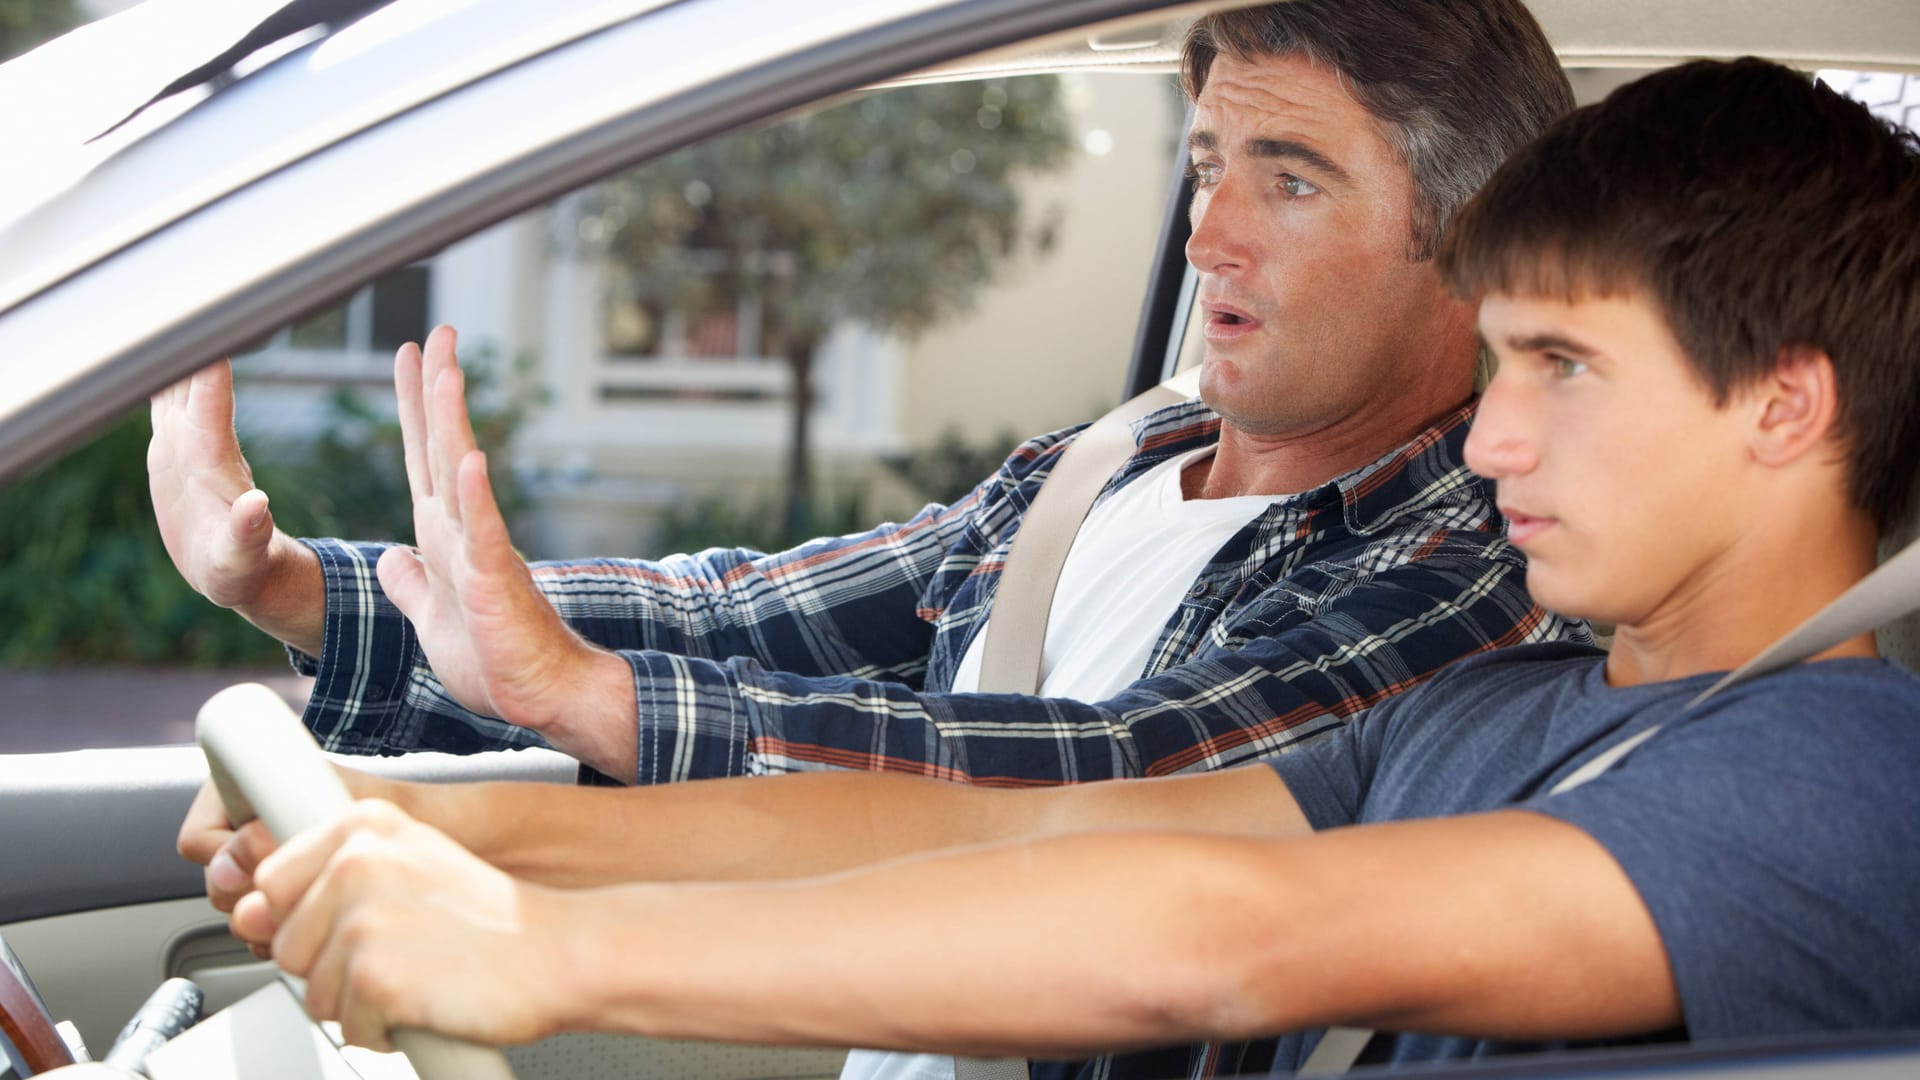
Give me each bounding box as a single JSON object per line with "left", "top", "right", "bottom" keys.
{"left": 1185, "top": 183, "right": 1249, "bottom": 274}
{"left": 1463, "top": 370, "right": 1539, "bottom": 479}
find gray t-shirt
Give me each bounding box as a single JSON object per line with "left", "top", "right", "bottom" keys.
{"left": 1267, "top": 642, "right": 1920, "bottom": 1071}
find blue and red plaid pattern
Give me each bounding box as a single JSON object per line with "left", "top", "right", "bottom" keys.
{"left": 292, "top": 398, "right": 1586, "bottom": 788}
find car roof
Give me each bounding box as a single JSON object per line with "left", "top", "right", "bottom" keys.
{"left": 0, "top": 0, "right": 1916, "bottom": 483}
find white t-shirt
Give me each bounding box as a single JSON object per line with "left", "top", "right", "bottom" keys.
{"left": 842, "top": 446, "right": 1280, "bottom": 1080}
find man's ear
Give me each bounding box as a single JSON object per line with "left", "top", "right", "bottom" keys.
{"left": 1748, "top": 346, "right": 1842, "bottom": 468}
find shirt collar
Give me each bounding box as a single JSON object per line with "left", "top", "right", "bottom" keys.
{"left": 1124, "top": 398, "right": 1488, "bottom": 535}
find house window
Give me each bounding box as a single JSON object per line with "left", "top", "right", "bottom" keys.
{"left": 598, "top": 248, "right": 795, "bottom": 403}
{"left": 255, "top": 264, "right": 433, "bottom": 374}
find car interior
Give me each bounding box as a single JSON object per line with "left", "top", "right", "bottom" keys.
{"left": 1, "top": 0, "right": 1918, "bottom": 1077}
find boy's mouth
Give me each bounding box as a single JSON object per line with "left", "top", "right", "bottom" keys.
{"left": 1501, "top": 508, "right": 1555, "bottom": 545}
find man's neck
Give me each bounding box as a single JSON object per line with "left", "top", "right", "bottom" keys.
{"left": 1184, "top": 395, "right": 1470, "bottom": 501}
{"left": 1606, "top": 506, "right": 1882, "bottom": 687}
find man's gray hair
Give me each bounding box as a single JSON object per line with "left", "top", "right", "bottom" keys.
{"left": 1183, "top": 0, "right": 1574, "bottom": 259}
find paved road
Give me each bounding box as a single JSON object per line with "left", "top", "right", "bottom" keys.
{"left": 0, "top": 667, "right": 315, "bottom": 754}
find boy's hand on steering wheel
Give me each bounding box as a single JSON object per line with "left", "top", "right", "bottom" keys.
{"left": 239, "top": 798, "right": 570, "bottom": 1051}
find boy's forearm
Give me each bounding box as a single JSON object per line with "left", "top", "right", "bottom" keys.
{"left": 546, "top": 830, "right": 1303, "bottom": 1054}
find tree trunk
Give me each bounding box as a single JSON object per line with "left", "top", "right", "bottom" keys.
{"left": 780, "top": 339, "right": 818, "bottom": 541}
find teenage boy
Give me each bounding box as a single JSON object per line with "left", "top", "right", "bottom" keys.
{"left": 191, "top": 58, "right": 1920, "bottom": 1074}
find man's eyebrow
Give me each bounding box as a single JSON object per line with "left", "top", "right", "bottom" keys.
{"left": 1186, "top": 129, "right": 1353, "bottom": 185}
{"left": 1247, "top": 138, "right": 1351, "bottom": 184}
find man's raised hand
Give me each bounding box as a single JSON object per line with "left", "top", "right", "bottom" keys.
{"left": 148, "top": 361, "right": 324, "bottom": 655}
{"left": 376, "top": 327, "right": 636, "bottom": 773}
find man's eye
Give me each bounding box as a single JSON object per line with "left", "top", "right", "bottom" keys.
{"left": 1279, "top": 174, "right": 1320, "bottom": 197}
{"left": 1549, "top": 356, "right": 1588, "bottom": 378}
{"left": 1187, "top": 161, "right": 1223, "bottom": 187}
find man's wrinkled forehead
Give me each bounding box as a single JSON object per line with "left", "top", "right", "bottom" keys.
{"left": 1187, "top": 52, "right": 1394, "bottom": 191}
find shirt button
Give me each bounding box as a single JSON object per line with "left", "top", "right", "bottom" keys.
{"left": 1188, "top": 581, "right": 1211, "bottom": 599}
{"left": 367, "top": 684, "right": 387, "bottom": 700}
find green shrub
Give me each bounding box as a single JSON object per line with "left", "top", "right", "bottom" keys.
{"left": 654, "top": 484, "right": 872, "bottom": 556}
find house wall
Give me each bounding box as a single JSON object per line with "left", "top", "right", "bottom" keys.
{"left": 896, "top": 72, "right": 1184, "bottom": 451}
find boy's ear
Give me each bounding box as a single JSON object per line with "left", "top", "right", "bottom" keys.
{"left": 1748, "top": 346, "right": 1841, "bottom": 468}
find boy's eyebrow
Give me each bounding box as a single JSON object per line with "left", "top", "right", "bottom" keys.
{"left": 1504, "top": 332, "right": 1600, "bottom": 357}
{"left": 1187, "top": 129, "right": 1353, "bottom": 185}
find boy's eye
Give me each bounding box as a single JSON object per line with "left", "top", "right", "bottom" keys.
{"left": 1279, "top": 173, "right": 1320, "bottom": 197}
{"left": 1549, "top": 356, "right": 1588, "bottom": 379}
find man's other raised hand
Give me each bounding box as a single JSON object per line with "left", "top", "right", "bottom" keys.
{"left": 376, "top": 327, "right": 638, "bottom": 775}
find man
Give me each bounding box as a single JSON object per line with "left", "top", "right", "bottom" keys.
{"left": 197, "top": 56, "right": 1920, "bottom": 1072}
{"left": 149, "top": 0, "right": 1578, "bottom": 798}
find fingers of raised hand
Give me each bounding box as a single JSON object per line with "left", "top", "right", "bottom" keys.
{"left": 394, "top": 342, "right": 432, "bottom": 500}
{"left": 418, "top": 326, "right": 474, "bottom": 512}
{"left": 456, "top": 451, "right": 517, "bottom": 572}
{"left": 429, "top": 367, "right": 478, "bottom": 522}
{"left": 184, "top": 359, "right": 237, "bottom": 431}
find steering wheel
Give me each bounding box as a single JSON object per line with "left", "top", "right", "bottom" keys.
{"left": 0, "top": 931, "right": 75, "bottom": 1074}
{"left": 196, "top": 683, "right": 515, "bottom": 1080}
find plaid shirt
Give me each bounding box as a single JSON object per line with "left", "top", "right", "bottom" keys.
{"left": 293, "top": 397, "right": 1585, "bottom": 790}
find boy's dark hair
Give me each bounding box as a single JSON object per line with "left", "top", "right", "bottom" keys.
{"left": 1440, "top": 58, "right": 1920, "bottom": 530}
{"left": 1181, "top": 0, "right": 1573, "bottom": 259}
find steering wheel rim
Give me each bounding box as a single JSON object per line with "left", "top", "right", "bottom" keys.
{"left": 0, "top": 931, "right": 74, "bottom": 1075}
{"left": 196, "top": 683, "right": 516, "bottom": 1080}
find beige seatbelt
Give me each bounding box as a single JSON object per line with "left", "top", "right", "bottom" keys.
{"left": 1298, "top": 534, "right": 1920, "bottom": 1076}
{"left": 955, "top": 370, "right": 1198, "bottom": 1080}
{"left": 974, "top": 369, "right": 1201, "bottom": 695}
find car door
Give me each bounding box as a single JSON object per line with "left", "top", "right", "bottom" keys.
{"left": 0, "top": 0, "right": 1196, "bottom": 1075}
{"left": 4, "top": 0, "right": 1919, "bottom": 1078}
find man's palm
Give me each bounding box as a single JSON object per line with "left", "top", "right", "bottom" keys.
{"left": 375, "top": 327, "right": 587, "bottom": 732}
{"left": 148, "top": 361, "right": 276, "bottom": 610}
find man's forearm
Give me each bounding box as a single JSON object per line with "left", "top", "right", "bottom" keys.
{"left": 387, "top": 769, "right": 1028, "bottom": 887}
{"left": 232, "top": 532, "right": 326, "bottom": 658}
{"left": 379, "top": 763, "right": 1300, "bottom": 889}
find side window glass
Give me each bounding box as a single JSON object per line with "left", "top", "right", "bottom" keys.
{"left": 0, "top": 71, "right": 1183, "bottom": 753}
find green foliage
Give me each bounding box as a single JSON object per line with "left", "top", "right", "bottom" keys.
{"left": 883, "top": 427, "right": 1024, "bottom": 507}
{"left": 261, "top": 356, "right": 535, "bottom": 544}
{"left": 0, "top": 361, "right": 533, "bottom": 667}
{"left": 592, "top": 76, "right": 1074, "bottom": 531}
{"left": 592, "top": 77, "right": 1074, "bottom": 350}
{"left": 653, "top": 484, "right": 874, "bottom": 557}
{"left": 0, "top": 0, "right": 78, "bottom": 62}
{"left": 653, "top": 427, "right": 1024, "bottom": 557}
{"left": 0, "top": 413, "right": 277, "bottom": 666}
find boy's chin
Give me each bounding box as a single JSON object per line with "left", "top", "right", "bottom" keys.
{"left": 1521, "top": 569, "right": 1610, "bottom": 629}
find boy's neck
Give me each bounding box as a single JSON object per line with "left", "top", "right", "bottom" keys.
{"left": 1605, "top": 509, "right": 1883, "bottom": 687}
